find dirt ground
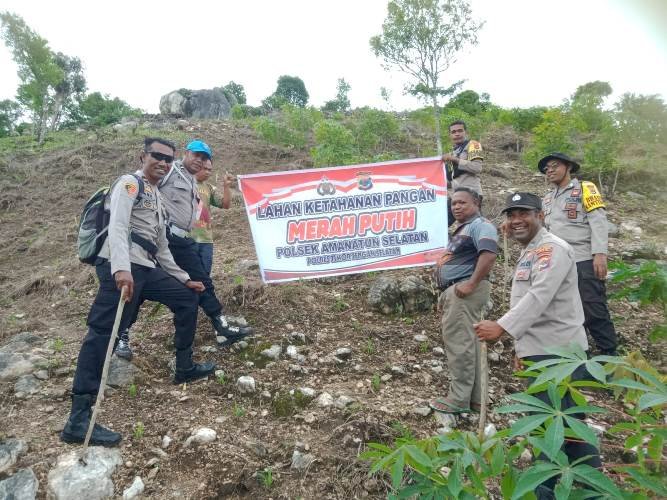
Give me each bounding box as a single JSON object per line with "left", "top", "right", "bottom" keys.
{"left": 0, "top": 119, "right": 665, "bottom": 499}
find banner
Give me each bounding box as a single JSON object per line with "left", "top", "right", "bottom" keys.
{"left": 238, "top": 157, "right": 448, "bottom": 283}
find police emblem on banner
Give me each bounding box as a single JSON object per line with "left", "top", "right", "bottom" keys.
{"left": 357, "top": 171, "right": 373, "bottom": 191}
{"left": 316, "top": 177, "right": 336, "bottom": 196}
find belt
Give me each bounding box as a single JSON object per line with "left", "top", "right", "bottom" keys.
{"left": 441, "top": 276, "right": 469, "bottom": 290}
{"left": 168, "top": 223, "right": 191, "bottom": 239}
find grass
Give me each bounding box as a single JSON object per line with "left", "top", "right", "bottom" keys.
{"left": 257, "top": 467, "right": 274, "bottom": 489}
{"left": 52, "top": 337, "right": 64, "bottom": 353}
{"left": 216, "top": 372, "right": 226, "bottom": 385}
{"left": 363, "top": 339, "right": 376, "bottom": 355}
{"left": 232, "top": 403, "right": 246, "bottom": 418}
{"left": 128, "top": 384, "right": 137, "bottom": 398}
{"left": 332, "top": 296, "right": 350, "bottom": 312}
{"left": 419, "top": 341, "right": 429, "bottom": 353}
{"left": 272, "top": 390, "right": 311, "bottom": 417}
{"left": 133, "top": 421, "right": 145, "bottom": 440}
{"left": 371, "top": 373, "right": 381, "bottom": 392}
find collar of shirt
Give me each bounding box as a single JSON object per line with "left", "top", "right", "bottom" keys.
{"left": 553, "top": 177, "right": 581, "bottom": 198}
{"left": 452, "top": 213, "right": 482, "bottom": 234}
{"left": 521, "top": 227, "right": 548, "bottom": 255}
{"left": 453, "top": 139, "right": 470, "bottom": 156}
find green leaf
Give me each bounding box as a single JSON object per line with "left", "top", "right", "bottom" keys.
{"left": 649, "top": 323, "right": 667, "bottom": 342}
{"left": 404, "top": 445, "right": 432, "bottom": 470}
{"left": 572, "top": 464, "right": 623, "bottom": 498}
{"left": 638, "top": 392, "right": 667, "bottom": 411}
{"left": 545, "top": 343, "right": 587, "bottom": 359}
{"left": 625, "top": 432, "right": 643, "bottom": 450}
{"left": 391, "top": 452, "right": 404, "bottom": 490}
{"left": 448, "top": 458, "right": 462, "bottom": 497}
{"left": 490, "top": 442, "right": 505, "bottom": 476}
{"left": 511, "top": 463, "right": 561, "bottom": 500}
{"left": 561, "top": 405, "right": 606, "bottom": 415}
{"left": 647, "top": 434, "right": 664, "bottom": 461}
{"left": 607, "top": 422, "right": 635, "bottom": 434}
{"left": 620, "top": 467, "right": 667, "bottom": 496}
{"left": 583, "top": 361, "right": 608, "bottom": 383}
{"left": 509, "top": 392, "right": 556, "bottom": 411}
{"left": 509, "top": 414, "right": 550, "bottom": 438}
{"left": 554, "top": 472, "right": 573, "bottom": 500}
{"left": 533, "top": 362, "right": 579, "bottom": 386}
{"left": 608, "top": 378, "right": 652, "bottom": 392}
{"left": 569, "top": 386, "right": 587, "bottom": 407}
{"left": 496, "top": 403, "right": 551, "bottom": 414}
{"left": 500, "top": 467, "right": 518, "bottom": 499}
{"left": 543, "top": 416, "right": 565, "bottom": 459}
{"left": 563, "top": 415, "right": 600, "bottom": 448}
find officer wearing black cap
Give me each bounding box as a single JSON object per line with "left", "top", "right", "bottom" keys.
{"left": 159, "top": 140, "right": 252, "bottom": 346}
{"left": 475, "top": 192, "right": 601, "bottom": 499}
{"left": 539, "top": 152, "right": 618, "bottom": 355}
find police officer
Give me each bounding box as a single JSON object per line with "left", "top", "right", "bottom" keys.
{"left": 539, "top": 153, "right": 618, "bottom": 355}
{"left": 475, "top": 192, "right": 601, "bottom": 499}
{"left": 61, "top": 137, "right": 215, "bottom": 446}
{"left": 160, "top": 140, "right": 251, "bottom": 346}
{"left": 442, "top": 120, "right": 484, "bottom": 227}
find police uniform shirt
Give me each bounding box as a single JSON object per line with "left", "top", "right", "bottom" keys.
{"left": 98, "top": 172, "right": 190, "bottom": 284}
{"left": 158, "top": 160, "right": 200, "bottom": 232}
{"left": 497, "top": 227, "right": 588, "bottom": 358}
{"left": 543, "top": 178, "right": 608, "bottom": 263}
{"left": 449, "top": 140, "right": 484, "bottom": 195}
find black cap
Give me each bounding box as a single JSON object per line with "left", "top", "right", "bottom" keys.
{"left": 538, "top": 152, "right": 581, "bottom": 174}
{"left": 501, "top": 192, "right": 542, "bottom": 214}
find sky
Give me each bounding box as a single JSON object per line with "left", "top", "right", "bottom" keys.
{"left": 0, "top": 0, "right": 665, "bottom": 113}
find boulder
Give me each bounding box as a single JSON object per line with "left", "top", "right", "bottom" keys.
{"left": 122, "top": 476, "right": 144, "bottom": 500}
{"left": 0, "top": 468, "right": 38, "bottom": 500}
{"left": 0, "top": 438, "right": 27, "bottom": 474}
{"left": 47, "top": 447, "right": 122, "bottom": 500}
{"left": 236, "top": 376, "right": 256, "bottom": 394}
{"left": 159, "top": 87, "right": 236, "bottom": 119}
{"left": 367, "top": 276, "right": 402, "bottom": 314}
{"left": 107, "top": 357, "right": 140, "bottom": 387}
{"left": 399, "top": 276, "right": 435, "bottom": 313}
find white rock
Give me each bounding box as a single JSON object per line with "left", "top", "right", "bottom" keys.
{"left": 236, "top": 376, "right": 256, "bottom": 394}
{"left": 122, "top": 476, "right": 145, "bottom": 500}
{"left": 334, "top": 347, "right": 352, "bottom": 360}
{"left": 184, "top": 428, "right": 217, "bottom": 447}
{"left": 381, "top": 374, "right": 392, "bottom": 382}
{"left": 33, "top": 370, "right": 49, "bottom": 380}
{"left": 47, "top": 447, "right": 122, "bottom": 500}
{"left": 413, "top": 406, "right": 432, "bottom": 417}
{"left": 0, "top": 467, "right": 38, "bottom": 500}
{"left": 286, "top": 345, "right": 299, "bottom": 358}
{"left": 390, "top": 365, "right": 406, "bottom": 376}
{"left": 484, "top": 423, "right": 497, "bottom": 438}
{"left": 161, "top": 435, "right": 172, "bottom": 449}
{"left": 432, "top": 347, "right": 445, "bottom": 356}
{"left": 289, "top": 364, "right": 306, "bottom": 374}
{"left": 434, "top": 412, "right": 457, "bottom": 434}
{"left": 487, "top": 351, "right": 500, "bottom": 363}
{"left": 334, "top": 395, "right": 355, "bottom": 409}
{"left": 200, "top": 345, "right": 218, "bottom": 353}
{"left": 0, "top": 438, "right": 27, "bottom": 474}
{"left": 298, "top": 387, "right": 316, "bottom": 398}
{"left": 431, "top": 365, "right": 443, "bottom": 374}
{"left": 413, "top": 334, "right": 429, "bottom": 343}
{"left": 261, "top": 345, "right": 281, "bottom": 360}
{"left": 316, "top": 392, "right": 334, "bottom": 407}
{"left": 214, "top": 369, "right": 225, "bottom": 379}
{"left": 291, "top": 449, "right": 315, "bottom": 471}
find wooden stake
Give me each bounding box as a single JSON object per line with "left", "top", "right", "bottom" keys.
{"left": 81, "top": 286, "right": 127, "bottom": 461}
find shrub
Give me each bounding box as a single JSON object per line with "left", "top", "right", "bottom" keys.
{"left": 231, "top": 104, "right": 263, "bottom": 120}
{"left": 352, "top": 107, "right": 401, "bottom": 155}
{"left": 253, "top": 116, "right": 305, "bottom": 149}
{"left": 311, "top": 120, "right": 358, "bottom": 167}
{"left": 523, "top": 108, "right": 576, "bottom": 169}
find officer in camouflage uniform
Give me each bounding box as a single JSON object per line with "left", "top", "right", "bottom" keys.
{"left": 61, "top": 137, "right": 215, "bottom": 447}
{"left": 475, "top": 192, "right": 602, "bottom": 499}
{"left": 442, "top": 120, "right": 484, "bottom": 227}
{"left": 159, "top": 140, "right": 252, "bottom": 346}
{"left": 539, "top": 153, "right": 618, "bottom": 355}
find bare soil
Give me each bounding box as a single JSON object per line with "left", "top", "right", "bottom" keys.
{"left": 0, "top": 119, "right": 664, "bottom": 499}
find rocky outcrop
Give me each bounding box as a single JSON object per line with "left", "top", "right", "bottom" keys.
{"left": 159, "top": 88, "right": 237, "bottom": 119}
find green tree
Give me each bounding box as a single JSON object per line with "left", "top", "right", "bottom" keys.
{"left": 75, "top": 92, "right": 141, "bottom": 127}
{"left": 322, "top": 78, "right": 351, "bottom": 113}
{"left": 569, "top": 80, "right": 613, "bottom": 133}
{"left": 272, "top": 75, "right": 309, "bottom": 108}
{"left": 222, "top": 81, "right": 246, "bottom": 105}
{"left": 370, "top": 0, "right": 482, "bottom": 155}
{"left": 523, "top": 108, "right": 575, "bottom": 168}
{"left": 615, "top": 93, "right": 667, "bottom": 144}
{"left": 0, "top": 99, "right": 21, "bottom": 137}
{"left": 49, "top": 52, "right": 86, "bottom": 130}
{"left": 311, "top": 120, "right": 358, "bottom": 167}
{"left": 446, "top": 90, "right": 490, "bottom": 116}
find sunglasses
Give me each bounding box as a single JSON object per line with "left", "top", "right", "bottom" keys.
{"left": 146, "top": 151, "right": 174, "bottom": 164}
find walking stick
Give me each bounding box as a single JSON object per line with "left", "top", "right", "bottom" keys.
{"left": 81, "top": 286, "right": 128, "bottom": 461}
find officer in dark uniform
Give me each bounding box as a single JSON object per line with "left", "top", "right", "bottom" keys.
{"left": 539, "top": 153, "right": 618, "bottom": 355}
{"left": 159, "top": 140, "right": 252, "bottom": 346}
{"left": 61, "top": 137, "right": 215, "bottom": 447}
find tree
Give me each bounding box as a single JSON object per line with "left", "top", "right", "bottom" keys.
{"left": 569, "top": 81, "right": 613, "bottom": 133}
{"left": 322, "top": 78, "right": 351, "bottom": 113}
{"left": 445, "top": 89, "right": 490, "bottom": 116}
{"left": 0, "top": 99, "right": 21, "bottom": 137}
{"left": 615, "top": 93, "right": 667, "bottom": 144}
{"left": 222, "top": 81, "right": 246, "bottom": 105}
{"left": 370, "top": 0, "right": 482, "bottom": 155}
{"left": 75, "top": 92, "right": 141, "bottom": 127}
{"left": 0, "top": 12, "right": 85, "bottom": 142}
{"left": 273, "top": 75, "right": 309, "bottom": 107}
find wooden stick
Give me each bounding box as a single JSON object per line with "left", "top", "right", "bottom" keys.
{"left": 478, "top": 307, "right": 488, "bottom": 440}
{"left": 81, "top": 286, "right": 128, "bottom": 459}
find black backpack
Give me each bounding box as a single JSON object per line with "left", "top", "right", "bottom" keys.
{"left": 77, "top": 174, "right": 145, "bottom": 265}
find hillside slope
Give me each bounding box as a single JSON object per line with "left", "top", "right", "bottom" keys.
{"left": 0, "top": 118, "right": 664, "bottom": 499}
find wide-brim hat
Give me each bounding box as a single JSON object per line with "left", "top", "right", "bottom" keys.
{"left": 501, "top": 192, "right": 542, "bottom": 214}
{"left": 538, "top": 152, "right": 580, "bottom": 174}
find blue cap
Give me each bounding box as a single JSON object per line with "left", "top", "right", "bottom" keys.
{"left": 185, "top": 140, "right": 212, "bottom": 159}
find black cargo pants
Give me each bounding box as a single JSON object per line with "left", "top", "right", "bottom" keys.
{"left": 167, "top": 231, "right": 223, "bottom": 318}
{"left": 576, "top": 259, "right": 618, "bottom": 354}
{"left": 72, "top": 261, "right": 198, "bottom": 395}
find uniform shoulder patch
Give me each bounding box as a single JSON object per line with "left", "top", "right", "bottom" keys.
{"left": 466, "top": 140, "right": 484, "bottom": 161}
{"left": 534, "top": 244, "right": 553, "bottom": 271}
{"left": 581, "top": 181, "right": 605, "bottom": 212}
{"left": 124, "top": 181, "right": 138, "bottom": 197}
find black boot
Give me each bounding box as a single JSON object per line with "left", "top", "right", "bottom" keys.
{"left": 210, "top": 315, "right": 252, "bottom": 346}
{"left": 60, "top": 394, "right": 122, "bottom": 446}
{"left": 173, "top": 348, "right": 215, "bottom": 384}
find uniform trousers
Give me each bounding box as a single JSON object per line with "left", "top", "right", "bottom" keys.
{"left": 439, "top": 280, "right": 490, "bottom": 408}
{"left": 576, "top": 260, "right": 618, "bottom": 354}
{"left": 167, "top": 231, "right": 222, "bottom": 318}
{"left": 197, "top": 242, "right": 214, "bottom": 276}
{"left": 72, "top": 261, "right": 198, "bottom": 395}
{"left": 523, "top": 355, "right": 602, "bottom": 499}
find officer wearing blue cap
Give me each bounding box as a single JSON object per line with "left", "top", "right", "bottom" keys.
{"left": 118, "top": 140, "right": 251, "bottom": 356}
